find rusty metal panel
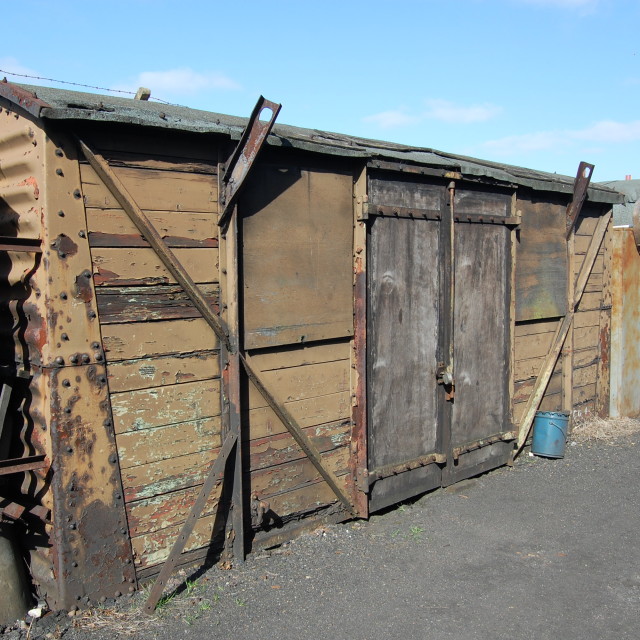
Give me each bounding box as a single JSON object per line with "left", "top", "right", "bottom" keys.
{"left": 610, "top": 228, "right": 640, "bottom": 417}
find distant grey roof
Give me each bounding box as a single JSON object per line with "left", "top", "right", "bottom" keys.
{"left": 600, "top": 179, "right": 640, "bottom": 226}
{"left": 0, "top": 81, "right": 622, "bottom": 204}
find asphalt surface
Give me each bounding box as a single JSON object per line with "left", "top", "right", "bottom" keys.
{"left": 9, "top": 437, "right": 640, "bottom": 640}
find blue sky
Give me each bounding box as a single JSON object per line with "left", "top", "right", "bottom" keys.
{"left": 1, "top": 0, "right": 638, "bottom": 181}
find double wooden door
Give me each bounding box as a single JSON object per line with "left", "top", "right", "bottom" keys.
{"left": 367, "top": 172, "right": 514, "bottom": 511}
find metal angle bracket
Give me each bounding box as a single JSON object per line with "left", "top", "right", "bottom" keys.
{"left": 566, "top": 161, "right": 595, "bottom": 238}
{"left": 219, "top": 96, "right": 281, "bottom": 230}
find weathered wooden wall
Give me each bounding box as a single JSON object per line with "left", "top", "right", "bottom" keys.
{"left": 79, "top": 128, "right": 223, "bottom": 571}
{"left": 513, "top": 199, "right": 611, "bottom": 426}
{"left": 239, "top": 159, "right": 355, "bottom": 541}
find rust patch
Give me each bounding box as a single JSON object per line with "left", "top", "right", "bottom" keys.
{"left": 51, "top": 234, "right": 78, "bottom": 259}
{"left": 0, "top": 80, "right": 51, "bottom": 117}
{"left": 74, "top": 270, "right": 94, "bottom": 303}
{"left": 16, "top": 176, "right": 40, "bottom": 200}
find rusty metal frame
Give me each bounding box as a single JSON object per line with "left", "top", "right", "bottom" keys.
{"left": 368, "top": 452, "right": 447, "bottom": 485}
{"left": 0, "top": 80, "right": 51, "bottom": 118}
{"left": 218, "top": 96, "right": 281, "bottom": 229}
{"left": 566, "top": 162, "right": 594, "bottom": 238}
{"left": 0, "top": 454, "right": 47, "bottom": 475}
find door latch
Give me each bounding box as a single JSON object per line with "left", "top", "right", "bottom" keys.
{"left": 436, "top": 362, "right": 455, "bottom": 401}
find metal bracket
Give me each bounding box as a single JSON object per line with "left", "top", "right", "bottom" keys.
{"left": 566, "top": 161, "right": 595, "bottom": 238}
{"left": 219, "top": 96, "right": 281, "bottom": 230}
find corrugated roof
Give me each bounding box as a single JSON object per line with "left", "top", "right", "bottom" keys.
{"left": 0, "top": 80, "right": 622, "bottom": 204}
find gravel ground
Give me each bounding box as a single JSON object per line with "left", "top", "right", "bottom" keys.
{"left": 5, "top": 436, "right": 640, "bottom": 640}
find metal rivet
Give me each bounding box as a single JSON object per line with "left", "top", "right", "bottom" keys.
{"left": 59, "top": 252, "right": 66, "bottom": 259}
{"left": 55, "top": 168, "right": 63, "bottom": 176}
{"left": 95, "top": 353, "right": 103, "bottom": 362}
{"left": 125, "top": 558, "right": 131, "bottom": 565}
{"left": 82, "top": 354, "right": 90, "bottom": 364}
{"left": 64, "top": 407, "right": 71, "bottom": 414}
{"left": 62, "top": 379, "right": 71, "bottom": 387}
{"left": 69, "top": 523, "right": 76, "bottom": 530}
{"left": 61, "top": 333, "right": 69, "bottom": 341}
{"left": 120, "top": 527, "right": 127, "bottom": 534}
{"left": 91, "top": 342, "right": 100, "bottom": 349}
{"left": 88, "top": 310, "right": 97, "bottom": 319}
{"left": 78, "top": 230, "right": 86, "bottom": 238}
{"left": 98, "top": 376, "right": 107, "bottom": 384}
{"left": 109, "top": 454, "right": 117, "bottom": 464}
{"left": 70, "top": 355, "right": 78, "bottom": 364}
{"left": 104, "top": 419, "right": 112, "bottom": 427}
{"left": 66, "top": 446, "right": 73, "bottom": 453}
{"left": 83, "top": 270, "right": 92, "bottom": 279}
{"left": 60, "top": 292, "right": 68, "bottom": 300}
{"left": 72, "top": 561, "right": 78, "bottom": 567}
{"left": 55, "top": 148, "right": 64, "bottom": 157}
{"left": 73, "top": 189, "right": 82, "bottom": 199}
{"left": 57, "top": 210, "right": 65, "bottom": 217}
{"left": 55, "top": 356, "right": 64, "bottom": 365}
{"left": 115, "top": 493, "right": 122, "bottom": 500}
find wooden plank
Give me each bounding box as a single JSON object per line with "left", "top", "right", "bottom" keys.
{"left": 563, "top": 231, "right": 575, "bottom": 412}
{"left": 81, "top": 163, "right": 217, "bottom": 213}
{"left": 117, "top": 417, "right": 222, "bottom": 469}
{"left": 595, "top": 219, "right": 612, "bottom": 416}
{"left": 514, "top": 371, "right": 562, "bottom": 404}
{"left": 249, "top": 422, "right": 350, "bottom": 470}
{"left": 574, "top": 383, "right": 597, "bottom": 404}
{"left": 248, "top": 341, "right": 351, "bottom": 371}
{"left": 96, "top": 284, "right": 219, "bottom": 324}
{"left": 573, "top": 325, "right": 600, "bottom": 351}
{"left": 573, "top": 347, "right": 599, "bottom": 368}
{"left": 515, "top": 195, "right": 568, "bottom": 321}
{"left": 248, "top": 391, "right": 351, "bottom": 441}
{"left": 249, "top": 447, "right": 349, "bottom": 499}
{"left": 242, "top": 164, "right": 354, "bottom": 349}
{"left": 266, "top": 473, "right": 349, "bottom": 517}
{"left": 248, "top": 359, "right": 350, "bottom": 410}
{"left": 122, "top": 447, "right": 221, "bottom": 502}
{"left": 575, "top": 214, "right": 601, "bottom": 236}
{"left": 368, "top": 172, "right": 443, "bottom": 212}
{"left": 582, "top": 273, "right": 604, "bottom": 293}
{"left": 126, "top": 484, "right": 222, "bottom": 538}
{"left": 107, "top": 359, "right": 214, "bottom": 401}
{"left": 454, "top": 186, "right": 511, "bottom": 217}
{"left": 102, "top": 318, "right": 219, "bottom": 361}
{"left": 93, "top": 150, "right": 217, "bottom": 175}
{"left": 515, "top": 331, "right": 555, "bottom": 361}
{"left": 574, "top": 364, "right": 598, "bottom": 388}
{"left": 577, "top": 291, "right": 603, "bottom": 312}
{"left": 514, "top": 319, "right": 562, "bottom": 337}
{"left": 87, "top": 209, "right": 217, "bottom": 248}
{"left": 573, "top": 309, "right": 601, "bottom": 329}
{"left": 513, "top": 391, "right": 562, "bottom": 423}
{"left": 91, "top": 247, "right": 218, "bottom": 286}
{"left": 111, "top": 379, "right": 221, "bottom": 434}
{"left": 515, "top": 356, "right": 561, "bottom": 382}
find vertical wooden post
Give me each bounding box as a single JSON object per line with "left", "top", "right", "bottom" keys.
{"left": 596, "top": 213, "right": 613, "bottom": 416}
{"left": 562, "top": 230, "right": 575, "bottom": 417}
{"left": 351, "top": 164, "right": 369, "bottom": 516}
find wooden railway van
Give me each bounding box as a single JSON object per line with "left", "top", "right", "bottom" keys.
{"left": 0, "top": 81, "right": 621, "bottom": 609}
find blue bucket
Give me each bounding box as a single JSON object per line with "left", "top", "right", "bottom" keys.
{"left": 531, "top": 411, "right": 570, "bottom": 458}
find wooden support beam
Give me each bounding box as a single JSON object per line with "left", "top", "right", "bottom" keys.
{"left": 566, "top": 161, "right": 594, "bottom": 238}
{"left": 515, "top": 211, "right": 611, "bottom": 454}
{"left": 145, "top": 431, "right": 238, "bottom": 613}
{"left": 240, "top": 353, "right": 355, "bottom": 515}
{"left": 78, "top": 139, "right": 233, "bottom": 353}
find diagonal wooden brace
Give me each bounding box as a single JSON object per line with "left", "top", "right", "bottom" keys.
{"left": 145, "top": 431, "right": 238, "bottom": 613}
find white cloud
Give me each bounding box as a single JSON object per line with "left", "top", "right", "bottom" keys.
{"left": 483, "top": 119, "right": 640, "bottom": 156}
{"left": 364, "top": 99, "right": 502, "bottom": 129}
{"left": 424, "top": 99, "right": 502, "bottom": 124}
{"left": 114, "top": 68, "right": 241, "bottom": 98}
{"left": 0, "top": 57, "right": 39, "bottom": 80}
{"left": 363, "top": 109, "right": 420, "bottom": 128}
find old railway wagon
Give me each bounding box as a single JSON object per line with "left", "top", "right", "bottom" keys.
{"left": 0, "top": 81, "right": 621, "bottom": 609}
